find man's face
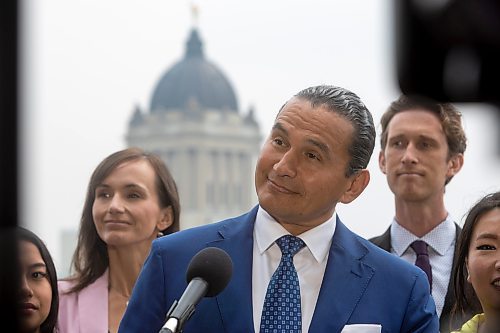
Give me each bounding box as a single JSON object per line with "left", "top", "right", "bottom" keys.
{"left": 255, "top": 98, "right": 366, "bottom": 235}
{"left": 379, "top": 109, "right": 462, "bottom": 203}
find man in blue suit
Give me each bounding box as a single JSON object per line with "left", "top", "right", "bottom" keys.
{"left": 119, "top": 85, "right": 438, "bottom": 332}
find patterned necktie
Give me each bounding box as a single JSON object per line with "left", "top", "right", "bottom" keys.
{"left": 410, "top": 240, "right": 432, "bottom": 291}
{"left": 260, "top": 235, "right": 305, "bottom": 333}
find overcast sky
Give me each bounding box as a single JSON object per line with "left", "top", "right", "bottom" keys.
{"left": 20, "top": 0, "right": 500, "bottom": 272}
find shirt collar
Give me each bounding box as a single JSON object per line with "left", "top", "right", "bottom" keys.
{"left": 255, "top": 205, "right": 336, "bottom": 263}
{"left": 390, "top": 214, "right": 456, "bottom": 256}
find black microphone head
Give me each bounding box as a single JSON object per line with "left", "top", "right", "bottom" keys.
{"left": 186, "top": 247, "right": 233, "bottom": 297}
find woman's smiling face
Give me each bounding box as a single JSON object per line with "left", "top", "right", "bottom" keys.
{"left": 467, "top": 208, "right": 500, "bottom": 316}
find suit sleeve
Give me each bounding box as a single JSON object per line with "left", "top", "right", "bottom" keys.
{"left": 401, "top": 269, "right": 440, "bottom": 333}
{"left": 119, "top": 241, "right": 168, "bottom": 333}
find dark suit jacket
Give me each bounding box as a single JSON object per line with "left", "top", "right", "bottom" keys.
{"left": 370, "top": 224, "right": 473, "bottom": 332}
{"left": 120, "top": 206, "right": 438, "bottom": 333}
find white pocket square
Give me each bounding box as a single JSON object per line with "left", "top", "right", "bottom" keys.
{"left": 341, "top": 324, "right": 382, "bottom": 333}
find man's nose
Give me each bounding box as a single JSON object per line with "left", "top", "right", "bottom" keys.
{"left": 401, "top": 143, "right": 418, "bottom": 164}
{"left": 273, "top": 150, "right": 297, "bottom": 178}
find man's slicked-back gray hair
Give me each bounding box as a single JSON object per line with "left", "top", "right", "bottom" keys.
{"left": 294, "top": 85, "right": 376, "bottom": 177}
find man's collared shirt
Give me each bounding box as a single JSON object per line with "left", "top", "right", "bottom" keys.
{"left": 390, "top": 215, "right": 456, "bottom": 317}
{"left": 252, "top": 206, "right": 336, "bottom": 333}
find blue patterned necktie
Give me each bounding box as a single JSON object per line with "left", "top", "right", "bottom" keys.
{"left": 260, "top": 235, "right": 305, "bottom": 333}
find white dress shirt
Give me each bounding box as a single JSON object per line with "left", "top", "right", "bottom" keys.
{"left": 390, "top": 215, "right": 456, "bottom": 318}
{"left": 252, "top": 206, "right": 336, "bottom": 333}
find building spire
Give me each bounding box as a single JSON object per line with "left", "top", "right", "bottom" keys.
{"left": 191, "top": 2, "right": 199, "bottom": 28}
{"left": 185, "top": 28, "right": 203, "bottom": 58}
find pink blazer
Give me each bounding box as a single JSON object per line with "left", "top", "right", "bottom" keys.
{"left": 57, "top": 269, "right": 109, "bottom": 332}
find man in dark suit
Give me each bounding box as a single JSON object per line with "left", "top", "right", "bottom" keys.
{"left": 119, "top": 85, "right": 438, "bottom": 332}
{"left": 370, "top": 95, "right": 478, "bottom": 332}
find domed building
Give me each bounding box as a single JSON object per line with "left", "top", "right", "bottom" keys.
{"left": 126, "top": 28, "right": 262, "bottom": 229}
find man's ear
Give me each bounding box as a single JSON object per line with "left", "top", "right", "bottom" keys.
{"left": 340, "top": 169, "right": 370, "bottom": 204}
{"left": 446, "top": 153, "right": 464, "bottom": 179}
{"left": 379, "top": 150, "right": 387, "bottom": 174}
{"left": 157, "top": 206, "right": 174, "bottom": 232}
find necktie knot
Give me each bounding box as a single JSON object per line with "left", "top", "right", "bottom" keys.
{"left": 410, "top": 240, "right": 429, "bottom": 256}
{"left": 276, "top": 235, "right": 305, "bottom": 257}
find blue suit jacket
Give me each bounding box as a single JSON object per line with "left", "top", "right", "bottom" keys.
{"left": 119, "top": 207, "right": 438, "bottom": 333}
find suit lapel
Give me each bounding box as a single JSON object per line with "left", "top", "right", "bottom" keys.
{"left": 78, "top": 269, "right": 109, "bottom": 332}
{"left": 208, "top": 207, "right": 258, "bottom": 333}
{"left": 208, "top": 210, "right": 377, "bottom": 332}
{"left": 369, "top": 226, "right": 391, "bottom": 251}
{"left": 309, "top": 219, "right": 375, "bottom": 332}
{"left": 440, "top": 223, "right": 461, "bottom": 330}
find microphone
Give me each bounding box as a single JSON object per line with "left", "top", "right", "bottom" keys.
{"left": 160, "top": 247, "right": 233, "bottom": 333}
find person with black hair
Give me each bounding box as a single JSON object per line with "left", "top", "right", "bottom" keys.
{"left": 451, "top": 191, "right": 500, "bottom": 333}
{"left": 120, "top": 85, "right": 438, "bottom": 333}
{"left": 18, "top": 227, "right": 59, "bottom": 333}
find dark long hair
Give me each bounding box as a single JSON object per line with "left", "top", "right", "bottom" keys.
{"left": 18, "top": 227, "right": 59, "bottom": 333}
{"left": 451, "top": 191, "right": 500, "bottom": 329}
{"left": 67, "top": 147, "right": 181, "bottom": 293}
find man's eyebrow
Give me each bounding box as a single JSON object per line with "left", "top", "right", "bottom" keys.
{"left": 388, "top": 133, "right": 439, "bottom": 142}
{"left": 272, "top": 121, "right": 330, "bottom": 156}
{"left": 306, "top": 138, "right": 330, "bottom": 155}
{"left": 388, "top": 134, "right": 405, "bottom": 140}
{"left": 418, "top": 134, "right": 439, "bottom": 143}
{"left": 272, "top": 122, "right": 287, "bottom": 134}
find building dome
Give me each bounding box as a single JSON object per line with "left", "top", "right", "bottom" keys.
{"left": 150, "top": 29, "right": 238, "bottom": 113}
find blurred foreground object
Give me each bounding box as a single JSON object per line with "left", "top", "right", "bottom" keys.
{"left": 396, "top": 0, "right": 500, "bottom": 104}
{"left": 0, "top": 0, "right": 20, "bottom": 331}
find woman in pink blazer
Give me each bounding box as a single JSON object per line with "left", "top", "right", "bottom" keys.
{"left": 57, "top": 148, "right": 180, "bottom": 333}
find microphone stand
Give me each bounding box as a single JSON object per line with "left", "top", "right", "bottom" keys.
{"left": 158, "top": 317, "right": 176, "bottom": 332}
{"left": 159, "top": 326, "right": 175, "bottom": 333}
{"left": 159, "top": 300, "right": 180, "bottom": 333}
{"left": 159, "top": 298, "right": 196, "bottom": 333}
